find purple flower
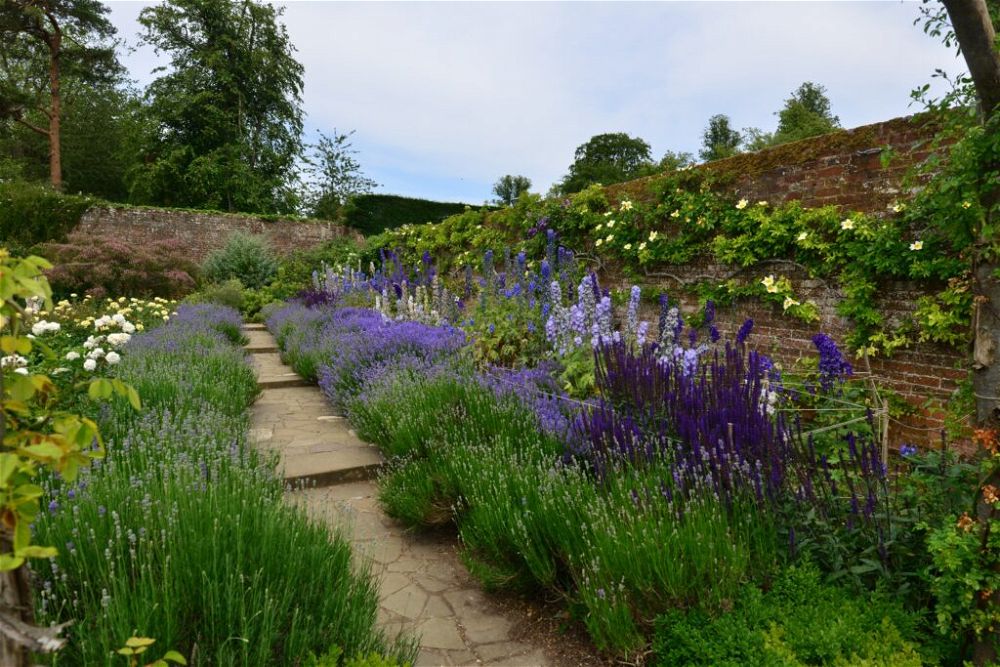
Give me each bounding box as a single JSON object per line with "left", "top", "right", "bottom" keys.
{"left": 812, "top": 333, "right": 852, "bottom": 393}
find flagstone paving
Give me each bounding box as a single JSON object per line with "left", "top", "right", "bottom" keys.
{"left": 245, "top": 326, "right": 560, "bottom": 667}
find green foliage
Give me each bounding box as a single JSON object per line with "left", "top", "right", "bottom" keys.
{"left": 913, "top": 278, "right": 974, "bottom": 346}
{"left": 0, "top": 181, "right": 95, "bottom": 255}
{"left": 34, "top": 308, "right": 414, "bottom": 665}
{"left": 651, "top": 565, "right": 927, "bottom": 666}
{"left": 340, "top": 194, "right": 474, "bottom": 236}
{"left": 201, "top": 232, "right": 278, "bottom": 289}
{"left": 558, "top": 132, "right": 653, "bottom": 194}
{"left": 699, "top": 114, "right": 742, "bottom": 162}
{"left": 774, "top": 82, "right": 841, "bottom": 145}
{"left": 492, "top": 174, "right": 532, "bottom": 207}
{"left": 304, "top": 129, "right": 378, "bottom": 219}
{"left": 185, "top": 279, "right": 246, "bottom": 312}
{"left": 130, "top": 0, "right": 304, "bottom": 214}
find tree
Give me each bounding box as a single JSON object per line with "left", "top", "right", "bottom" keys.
{"left": 0, "top": 0, "right": 118, "bottom": 190}
{"left": 130, "top": 0, "right": 304, "bottom": 214}
{"left": 699, "top": 114, "right": 742, "bottom": 162}
{"left": 656, "top": 150, "right": 694, "bottom": 172}
{"left": 924, "top": 1, "right": 1000, "bottom": 663}
{"left": 773, "top": 82, "right": 841, "bottom": 144}
{"left": 304, "top": 129, "right": 378, "bottom": 220}
{"left": 558, "top": 132, "right": 653, "bottom": 194}
{"left": 492, "top": 174, "right": 531, "bottom": 206}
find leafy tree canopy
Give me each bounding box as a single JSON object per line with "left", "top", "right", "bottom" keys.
{"left": 699, "top": 114, "right": 742, "bottom": 162}
{"left": 304, "top": 129, "right": 378, "bottom": 220}
{"left": 492, "top": 174, "right": 532, "bottom": 206}
{"left": 559, "top": 132, "right": 653, "bottom": 194}
{"left": 129, "top": 0, "right": 305, "bottom": 214}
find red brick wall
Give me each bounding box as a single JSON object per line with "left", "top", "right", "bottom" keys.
{"left": 76, "top": 206, "right": 363, "bottom": 262}
{"left": 605, "top": 114, "right": 968, "bottom": 452}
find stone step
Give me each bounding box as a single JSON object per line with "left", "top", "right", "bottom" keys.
{"left": 285, "top": 456, "right": 384, "bottom": 487}
{"left": 258, "top": 376, "right": 312, "bottom": 389}
{"left": 246, "top": 344, "right": 279, "bottom": 353}
{"left": 243, "top": 323, "right": 267, "bottom": 331}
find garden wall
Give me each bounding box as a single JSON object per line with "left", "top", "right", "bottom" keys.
{"left": 76, "top": 206, "right": 363, "bottom": 261}
{"left": 607, "top": 113, "right": 966, "bottom": 451}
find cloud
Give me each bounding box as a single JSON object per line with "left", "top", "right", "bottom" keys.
{"left": 104, "top": 1, "right": 964, "bottom": 203}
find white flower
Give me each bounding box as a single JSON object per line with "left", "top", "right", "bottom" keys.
{"left": 1, "top": 355, "right": 27, "bottom": 369}
{"left": 65, "top": 351, "right": 81, "bottom": 361}
{"left": 51, "top": 367, "right": 69, "bottom": 375}
{"left": 670, "top": 210, "right": 681, "bottom": 219}
{"left": 840, "top": 218, "right": 854, "bottom": 230}
{"left": 595, "top": 239, "right": 603, "bottom": 247}
{"left": 107, "top": 333, "right": 131, "bottom": 347}
{"left": 649, "top": 231, "right": 659, "bottom": 242}
{"left": 797, "top": 231, "right": 808, "bottom": 241}
{"left": 909, "top": 240, "right": 923, "bottom": 251}
{"left": 83, "top": 359, "right": 97, "bottom": 372}
{"left": 606, "top": 220, "right": 615, "bottom": 228}
{"left": 761, "top": 275, "right": 778, "bottom": 293}
{"left": 619, "top": 200, "right": 633, "bottom": 211}
{"left": 783, "top": 296, "right": 800, "bottom": 310}
{"left": 736, "top": 199, "right": 749, "bottom": 210}
{"left": 638, "top": 242, "right": 647, "bottom": 251}
{"left": 596, "top": 223, "right": 604, "bottom": 230}
{"left": 605, "top": 234, "right": 614, "bottom": 243}
{"left": 603, "top": 211, "right": 613, "bottom": 217}
{"left": 757, "top": 200, "right": 768, "bottom": 207}
{"left": 105, "top": 351, "right": 121, "bottom": 365}
{"left": 892, "top": 203, "right": 906, "bottom": 213}
{"left": 13, "top": 368, "right": 29, "bottom": 376}
{"left": 624, "top": 243, "right": 633, "bottom": 250}
{"left": 962, "top": 201, "right": 972, "bottom": 209}
{"left": 88, "top": 347, "right": 105, "bottom": 360}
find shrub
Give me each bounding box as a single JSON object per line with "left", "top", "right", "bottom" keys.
{"left": 202, "top": 231, "right": 278, "bottom": 289}
{"left": 34, "top": 304, "right": 413, "bottom": 665}
{"left": 0, "top": 180, "right": 95, "bottom": 255}
{"left": 186, "top": 278, "right": 246, "bottom": 311}
{"left": 340, "top": 193, "right": 474, "bottom": 235}
{"left": 41, "top": 232, "right": 198, "bottom": 298}
{"left": 651, "top": 565, "right": 928, "bottom": 666}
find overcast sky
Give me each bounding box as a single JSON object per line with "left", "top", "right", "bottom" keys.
{"left": 104, "top": 1, "right": 966, "bottom": 205}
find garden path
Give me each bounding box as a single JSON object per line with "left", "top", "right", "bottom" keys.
{"left": 244, "top": 324, "right": 556, "bottom": 667}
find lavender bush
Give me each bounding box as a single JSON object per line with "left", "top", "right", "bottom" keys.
{"left": 34, "top": 304, "right": 413, "bottom": 665}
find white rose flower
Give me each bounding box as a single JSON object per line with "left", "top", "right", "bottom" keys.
{"left": 88, "top": 347, "right": 105, "bottom": 360}
{"left": 65, "top": 351, "right": 81, "bottom": 361}
{"left": 122, "top": 322, "right": 136, "bottom": 334}
{"left": 13, "top": 368, "right": 29, "bottom": 376}
{"left": 105, "top": 351, "right": 121, "bottom": 365}
{"left": 31, "top": 322, "right": 48, "bottom": 336}
{"left": 83, "top": 359, "right": 97, "bottom": 372}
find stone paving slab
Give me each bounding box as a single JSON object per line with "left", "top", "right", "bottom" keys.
{"left": 248, "top": 334, "right": 383, "bottom": 485}
{"left": 244, "top": 328, "right": 279, "bottom": 353}
{"left": 295, "top": 484, "right": 552, "bottom": 667}
{"left": 249, "top": 324, "right": 554, "bottom": 666}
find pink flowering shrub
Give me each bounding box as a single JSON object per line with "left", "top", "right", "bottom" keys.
{"left": 42, "top": 233, "right": 199, "bottom": 298}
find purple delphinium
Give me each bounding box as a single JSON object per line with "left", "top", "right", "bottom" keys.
{"left": 812, "top": 333, "right": 853, "bottom": 393}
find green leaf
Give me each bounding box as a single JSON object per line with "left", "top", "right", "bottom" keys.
{"left": 162, "top": 650, "right": 188, "bottom": 664}
{"left": 0, "top": 336, "right": 31, "bottom": 355}
{"left": 0, "top": 554, "right": 25, "bottom": 571}
{"left": 88, "top": 378, "right": 113, "bottom": 401}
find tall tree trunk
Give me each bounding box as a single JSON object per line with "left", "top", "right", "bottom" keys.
{"left": 940, "top": 1, "right": 1000, "bottom": 663}
{"left": 47, "top": 30, "right": 62, "bottom": 191}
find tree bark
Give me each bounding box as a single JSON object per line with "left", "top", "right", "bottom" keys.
{"left": 46, "top": 28, "right": 62, "bottom": 191}
{"left": 940, "top": 2, "right": 1000, "bottom": 664}
{"left": 942, "top": 0, "right": 1000, "bottom": 117}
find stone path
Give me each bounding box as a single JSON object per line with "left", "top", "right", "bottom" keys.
{"left": 244, "top": 324, "right": 555, "bottom": 667}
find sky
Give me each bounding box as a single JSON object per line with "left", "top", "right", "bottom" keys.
{"left": 104, "top": 1, "right": 967, "bottom": 205}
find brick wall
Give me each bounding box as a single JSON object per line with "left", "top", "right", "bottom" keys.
{"left": 605, "top": 114, "right": 968, "bottom": 452}
{"left": 608, "top": 113, "right": 944, "bottom": 216}
{"left": 76, "top": 206, "right": 363, "bottom": 262}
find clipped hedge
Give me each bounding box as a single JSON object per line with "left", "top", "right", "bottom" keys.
{"left": 0, "top": 181, "right": 96, "bottom": 254}
{"left": 340, "top": 193, "right": 477, "bottom": 236}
